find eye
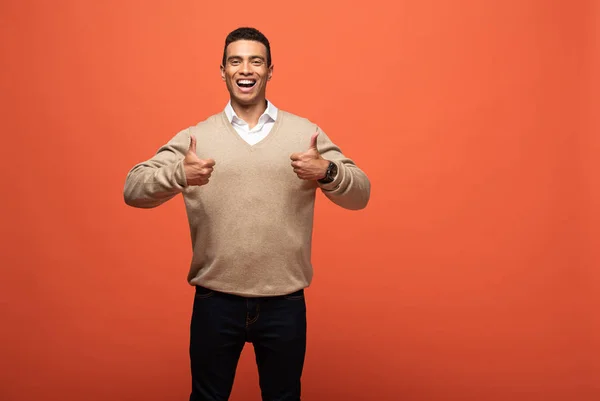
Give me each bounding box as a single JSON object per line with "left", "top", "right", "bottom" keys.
{"left": 229, "top": 60, "right": 241, "bottom": 66}
{"left": 252, "top": 60, "right": 264, "bottom": 66}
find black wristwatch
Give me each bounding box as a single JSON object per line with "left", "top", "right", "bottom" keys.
{"left": 318, "top": 161, "right": 338, "bottom": 184}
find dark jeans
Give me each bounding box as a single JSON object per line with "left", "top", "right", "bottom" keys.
{"left": 189, "top": 285, "right": 307, "bottom": 401}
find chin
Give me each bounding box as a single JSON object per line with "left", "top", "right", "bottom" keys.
{"left": 233, "top": 94, "right": 263, "bottom": 106}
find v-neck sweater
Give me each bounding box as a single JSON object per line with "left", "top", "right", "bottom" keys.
{"left": 123, "top": 110, "right": 370, "bottom": 297}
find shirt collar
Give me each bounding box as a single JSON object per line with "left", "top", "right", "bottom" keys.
{"left": 224, "top": 100, "right": 278, "bottom": 125}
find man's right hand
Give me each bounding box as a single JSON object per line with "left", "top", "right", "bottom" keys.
{"left": 183, "top": 135, "right": 215, "bottom": 186}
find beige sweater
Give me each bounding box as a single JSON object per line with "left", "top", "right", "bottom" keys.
{"left": 123, "top": 110, "right": 370, "bottom": 297}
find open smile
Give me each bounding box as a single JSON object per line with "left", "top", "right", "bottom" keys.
{"left": 236, "top": 79, "right": 257, "bottom": 92}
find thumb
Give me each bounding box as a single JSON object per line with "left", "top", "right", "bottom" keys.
{"left": 309, "top": 131, "right": 319, "bottom": 151}
{"left": 188, "top": 134, "right": 197, "bottom": 154}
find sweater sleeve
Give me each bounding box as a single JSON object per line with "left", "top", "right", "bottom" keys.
{"left": 314, "top": 126, "right": 371, "bottom": 210}
{"left": 123, "top": 128, "right": 191, "bottom": 208}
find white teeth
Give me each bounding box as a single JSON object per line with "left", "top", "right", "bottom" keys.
{"left": 237, "top": 80, "right": 255, "bottom": 84}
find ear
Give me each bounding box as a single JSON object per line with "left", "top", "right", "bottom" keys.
{"left": 267, "top": 64, "right": 274, "bottom": 81}
{"left": 220, "top": 65, "right": 226, "bottom": 81}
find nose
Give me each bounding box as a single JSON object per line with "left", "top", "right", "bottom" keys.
{"left": 240, "top": 61, "right": 252, "bottom": 75}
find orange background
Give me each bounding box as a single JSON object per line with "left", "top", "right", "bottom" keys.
{"left": 1, "top": 1, "right": 598, "bottom": 400}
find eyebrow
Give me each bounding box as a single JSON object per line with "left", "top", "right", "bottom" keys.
{"left": 227, "top": 55, "right": 265, "bottom": 61}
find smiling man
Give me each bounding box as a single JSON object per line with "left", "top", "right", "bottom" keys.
{"left": 123, "top": 27, "right": 370, "bottom": 401}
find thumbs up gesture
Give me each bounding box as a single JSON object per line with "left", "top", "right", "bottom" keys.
{"left": 290, "top": 131, "right": 330, "bottom": 181}
{"left": 183, "top": 135, "right": 215, "bottom": 186}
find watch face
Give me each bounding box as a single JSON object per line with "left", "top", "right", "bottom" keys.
{"left": 318, "top": 162, "right": 335, "bottom": 183}
{"left": 324, "top": 162, "right": 337, "bottom": 182}
{"left": 330, "top": 163, "right": 338, "bottom": 177}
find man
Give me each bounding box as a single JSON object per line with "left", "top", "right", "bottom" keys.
{"left": 123, "top": 27, "right": 370, "bottom": 401}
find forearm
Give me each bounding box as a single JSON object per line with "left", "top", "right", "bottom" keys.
{"left": 319, "top": 160, "right": 370, "bottom": 210}
{"left": 123, "top": 129, "right": 191, "bottom": 208}
{"left": 313, "top": 127, "right": 371, "bottom": 210}
{"left": 123, "top": 159, "right": 188, "bottom": 208}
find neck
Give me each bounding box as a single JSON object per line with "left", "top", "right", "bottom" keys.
{"left": 230, "top": 98, "right": 268, "bottom": 128}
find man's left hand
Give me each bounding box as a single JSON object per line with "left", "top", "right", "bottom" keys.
{"left": 290, "top": 132, "right": 329, "bottom": 181}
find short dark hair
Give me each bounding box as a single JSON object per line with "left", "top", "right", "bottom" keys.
{"left": 222, "top": 27, "right": 271, "bottom": 67}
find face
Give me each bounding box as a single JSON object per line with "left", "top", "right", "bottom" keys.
{"left": 221, "top": 40, "right": 273, "bottom": 107}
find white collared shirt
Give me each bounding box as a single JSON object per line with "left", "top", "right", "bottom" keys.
{"left": 224, "top": 101, "right": 278, "bottom": 146}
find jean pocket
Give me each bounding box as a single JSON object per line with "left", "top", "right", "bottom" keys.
{"left": 283, "top": 291, "right": 304, "bottom": 301}
{"left": 195, "top": 286, "right": 215, "bottom": 299}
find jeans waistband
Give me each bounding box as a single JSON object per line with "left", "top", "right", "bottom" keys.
{"left": 195, "top": 285, "right": 304, "bottom": 300}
